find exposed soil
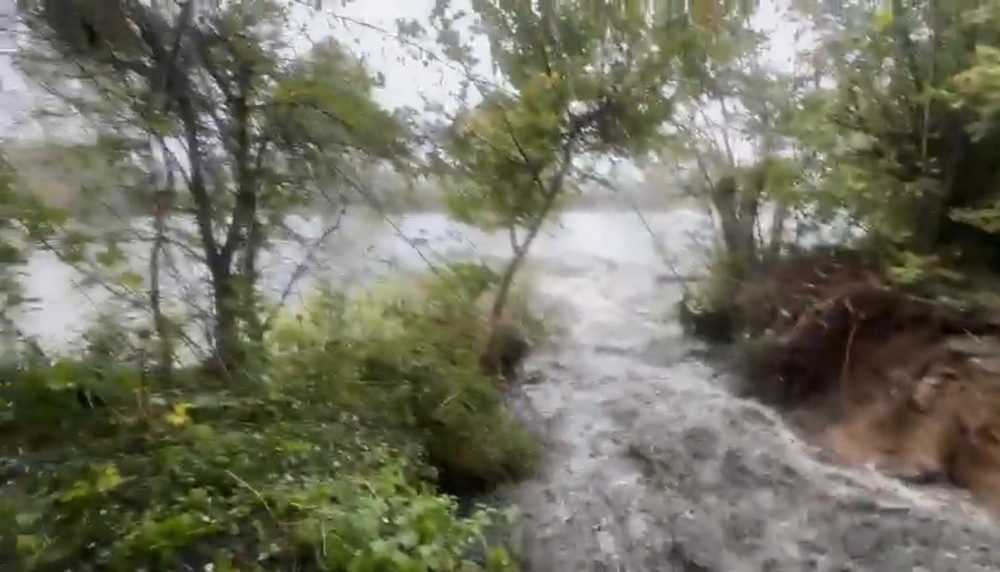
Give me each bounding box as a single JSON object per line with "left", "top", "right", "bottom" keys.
{"left": 737, "top": 249, "right": 1000, "bottom": 514}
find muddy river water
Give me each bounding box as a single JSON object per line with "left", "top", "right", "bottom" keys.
{"left": 16, "top": 209, "right": 1000, "bottom": 571}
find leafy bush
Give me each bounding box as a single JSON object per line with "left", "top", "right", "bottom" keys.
{"left": 2, "top": 265, "right": 537, "bottom": 571}
{"left": 6, "top": 405, "right": 517, "bottom": 570}
{"left": 267, "top": 263, "right": 540, "bottom": 492}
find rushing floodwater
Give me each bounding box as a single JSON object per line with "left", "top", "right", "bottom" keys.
{"left": 17, "top": 208, "right": 1000, "bottom": 570}
{"left": 12, "top": 209, "right": 712, "bottom": 349}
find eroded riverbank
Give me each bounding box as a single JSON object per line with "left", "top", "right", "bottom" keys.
{"left": 501, "top": 248, "right": 1000, "bottom": 571}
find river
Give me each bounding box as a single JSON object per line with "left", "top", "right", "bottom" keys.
{"left": 15, "top": 208, "right": 1000, "bottom": 570}
{"left": 12, "top": 209, "right": 712, "bottom": 349}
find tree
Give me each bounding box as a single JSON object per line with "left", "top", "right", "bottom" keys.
{"left": 428, "top": 0, "right": 694, "bottom": 324}
{"left": 633, "top": 9, "right": 819, "bottom": 281}
{"left": 785, "top": 0, "right": 1000, "bottom": 266}
{"left": 18, "top": 0, "right": 410, "bottom": 375}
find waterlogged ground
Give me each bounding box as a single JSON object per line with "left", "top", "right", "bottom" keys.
{"left": 18, "top": 210, "right": 1000, "bottom": 570}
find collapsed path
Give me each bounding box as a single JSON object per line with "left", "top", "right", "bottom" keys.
{"left": 503, "top": 258, "right": 1000, "bottom": 571}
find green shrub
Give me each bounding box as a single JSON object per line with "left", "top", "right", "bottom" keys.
{"left": 2, "top": 265, "right": 538, "bottom": 571}
{"left": 267, "top": 263, "right": 540, "bottom": 492}
{"left": 7, "top": 405, "right": 518, "bottom": 570}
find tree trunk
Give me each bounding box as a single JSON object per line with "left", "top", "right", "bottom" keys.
{"left": 490, "top": 192, "right": 560, "bottom": 321}
{"left": 767, "top": 200, "right": 789, "bottom": 265}
{"left": 240, "top": 216, "right": 264, "bottom": 344}
{"left": 149, "top": 189, "right": 174, "bottom": 382}
{"left": 709, "top": 176, "right": 746, "bottom": 255}
{"left": 491, "top": 244, "right": 526, "bottom": 322}
{"left": 211, "top": 267, "right": 241, "bottom": 375}
{"left": 710, "top": 173, "right": 762, "bottom": 278}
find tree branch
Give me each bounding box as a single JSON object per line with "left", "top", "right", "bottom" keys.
{"left": 260, "top": 201, "right": 348, "bottom": 333}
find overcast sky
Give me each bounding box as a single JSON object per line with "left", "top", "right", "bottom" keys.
{"left": 294, "top": 0, "right": 813, "bottom": 179}
{"left": 298, "top": 0, "right": 810, "bottom": 113}
{"left": 0, "top": 0, "right": 812, "bottom": 165}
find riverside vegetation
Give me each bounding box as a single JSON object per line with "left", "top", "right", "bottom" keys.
{"left": 675, "top": 0, "right": 1000, "bottom": 517}
{"left": 8, "top": 0, "right": 1000, "bottom": 570}
{"left": 2, "top": 266, "right": 540, "bottom": 570}
{"left": 2, "top": 0, "right": 687, "bottom": 569}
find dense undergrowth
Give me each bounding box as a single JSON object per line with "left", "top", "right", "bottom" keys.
{"left": 1, "top": 263, "right": 541, "bottom": 571}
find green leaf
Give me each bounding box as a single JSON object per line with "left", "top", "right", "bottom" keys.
{"left": 16, "top": 534, "right": 42, "bottom": 554}
{"left": 120, "top": 271, "right": 144, "bottom": 290}
{"left": 95, "top": 464, "right": 124, "bottom": 493}
{"left": 873, "top": 10, "right": 893, "bottom": 32}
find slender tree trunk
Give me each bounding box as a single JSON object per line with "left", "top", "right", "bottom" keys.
{"left": 767, "top": 200, "right": 789, "bottom": 264}
{"left": 490, "top": 184, "right": 564, "bottom": 321}
{"left": 490, "top": 134, "right": 576, "bottom": 319}
{"left": 491, "top": 244, "right": 527, "bottom": 322}
{"left": 736, "top": 175, "right": 761, "bottom": 263}
{"left": 149, "top": 189, "right": 174, "bottom": 382}
{"left": 710, "top": 173, "right": 763, "bottom": 277}
{"left": 709, "top": 175, "right": 744, "bottom": 256}
{"left": 241, "top": 216, "right": 264, "bottom": 344}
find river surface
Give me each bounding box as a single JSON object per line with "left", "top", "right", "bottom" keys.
{"left": 16, "top": 209, "right": 1000, "bottom": 570}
